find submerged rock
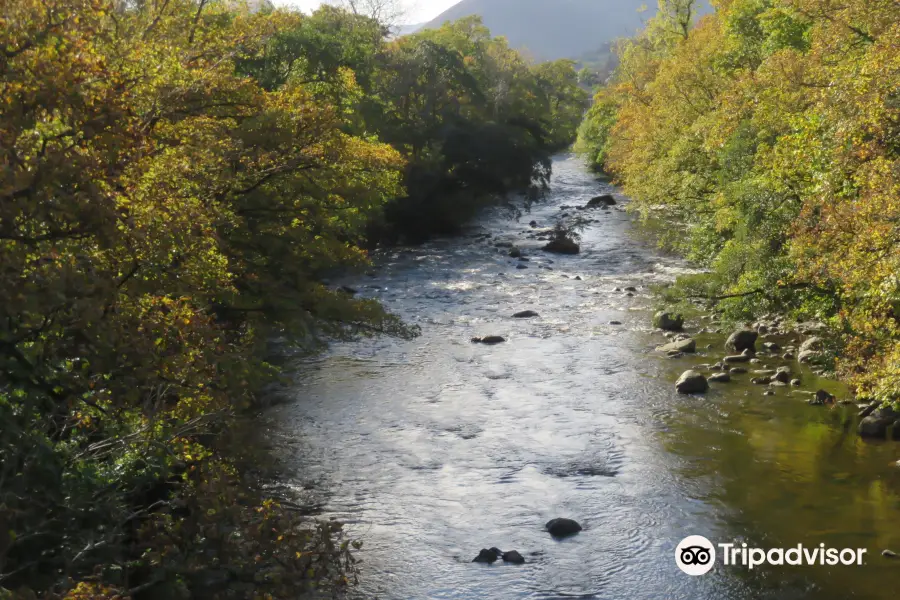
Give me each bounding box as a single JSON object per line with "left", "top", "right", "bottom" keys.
{"left": 652, "top": 311, "right": 684, "bottom": 331}
{"left": 472, "top": 336, "right": 506, "bottom": 345}
{"left": 676, "top": 370, "right": 709, "bottom": 394}
{"left": 724, "top": 354, "right": 751, "bottom": 363}
{"left": 546, "top": 518, "right": 583, "bottom": 538}
{"left": 726, "top": 329, "right": 758, "bottom": 353}
{"left": 512, "top": 310, "right": 539, "bottom": 319}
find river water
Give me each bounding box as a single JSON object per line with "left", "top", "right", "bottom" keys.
{"left": 256, "top": 155, "right": 900, "bottom": 600}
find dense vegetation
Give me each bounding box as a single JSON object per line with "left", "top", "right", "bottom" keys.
{"left": 577, "top": 0, "right": 899, "bottom": 406}
{"left": 0, "top": 1, "right": 585, "bottom": 597}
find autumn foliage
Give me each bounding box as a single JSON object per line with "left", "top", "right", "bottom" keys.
{"left": 0, "top": 0, "right": 587, "bottom": 596}
{"left": 578, "top": 0, "right": 899, "bottom": 405}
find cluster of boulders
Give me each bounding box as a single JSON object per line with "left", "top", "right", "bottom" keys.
{"left": 652, "top": 313, "right": 900, "bottom": 442}
{"left": 471, "top": 518, "right": 582, "bottom": 566}
{"left": 472, "top": 548, "right": 525, "bottom": 565}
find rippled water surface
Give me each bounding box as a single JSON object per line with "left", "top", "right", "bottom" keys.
{"left": 256, "top": 155, "right": 900, "bottom": 600}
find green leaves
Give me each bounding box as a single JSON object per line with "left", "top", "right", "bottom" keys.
{"left": 581, "top": 0, "right": 900, "bottom": 402}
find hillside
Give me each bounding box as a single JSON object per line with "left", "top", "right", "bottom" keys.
{"left": 422, "top": 0, "right": 708, "bottom": 61}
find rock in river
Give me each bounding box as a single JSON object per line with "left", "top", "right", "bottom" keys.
{"left": 542, "top": 238, "right": 580, "bottom": 255}
{"left": 652, "top": 311, "right": 684, "bottom": 332}
{"left": 586, "top": 194, "right": 616, "bottom": 207}
{"left": 726, "top": 329, "right": 758, "bottom": 353}
{"left": 473, "top": 548, "right": 501, "bottom": 563}
{"left": 546, "top": 518, "right": 582, "bottom": 538}
{"left": 676, "top": 370, "right": 709, "bottom": 394}
{"left": 472, "top": 336, "right": 506, "bottom": 345}
{"left": 512, "top": 310, "right": 539, "bottom": 319}
{"left": 708, "top": 372, "right": 731, "bottom": 383}
{"left": 658, "top": 338, "right": 696, "bottom": 353}
{"left": 502, "top": 550, "right": 525, "bottom": 564}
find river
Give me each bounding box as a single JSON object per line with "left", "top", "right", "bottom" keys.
{"left": 255, "top": 154, "right": 900, "bottom": 600}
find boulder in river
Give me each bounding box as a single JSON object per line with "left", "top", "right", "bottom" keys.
{"left": 586, "top": 194, "right": 616, "bottom": 207}
{"left": 675, "top": 370, "right": 708, "bottom": 394}
{"left": 708, "top": 372, "right": 731, "bottom": 383}
{"left": 502, "top": 550, "right": 525, "bottom": 564}
{"left": 542, "top": 238, "right": 580, "bottom": 255}
{"left": 529, "top": 220, "right": 538, "bottom": 228}
{"left": 652, "top": 311, "right": 684, "bottom": 331}
{"left": 657, "top": 338, "right": 696, "bottom": 353}
{"left": 858, "top": 405, "right": 900, "bottom": 439}
{"left": 546, "top": 518, "right": 582, "bottom": 538}
{"left": 509, "top": 247, "right": 523, "bottom": 258}
{"left": 773, "top": 367, "right": 791, "bottom": 383}
{"left": 512, "top": 310, "right": 539, "bottom": 319}
{"left": 473, "top": 548, "right": 501, "bottom": 563}
{"left": 729, "top": 367, "right": 748, "bottom": 374}
{"left": 472, "top": 336, "right": 506, "bottom": 345}
{"left": 799, "top": 336, "right": 824, "bottom": 353}
{"left": 726, "top": 329, "right": 758, "bottom": 353}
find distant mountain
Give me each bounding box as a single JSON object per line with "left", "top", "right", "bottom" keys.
{"left": 421, "top": 0, "right": 709, "bottom": 62}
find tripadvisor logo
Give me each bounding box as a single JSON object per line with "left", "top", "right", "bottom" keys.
{"left": 676, "top": 536, "right": 869, "bottom": 575}
{"left": 676, "top": 535, "right": 716, "bottom": 576}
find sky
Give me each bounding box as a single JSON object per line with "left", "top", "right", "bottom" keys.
{"left": 272, "top": 0, "right": 462, "bottom": 24}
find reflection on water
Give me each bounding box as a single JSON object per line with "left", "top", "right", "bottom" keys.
{"left": 256, "top": 155, "right": 900, "bottom": 599}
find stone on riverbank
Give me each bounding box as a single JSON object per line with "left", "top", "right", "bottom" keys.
{"left": 676, "top": 370, "right": 708, "bottom": 394}
{"left": 472, "top": 336, "right": 506, "bottom": 345}
{"left": 658, "top": 338, "right": 696, "bottom": 353}
{"left": 546, "top": 518, "right": 582, "bottom": 538}
{"left": 858, "top": 405, "right": 900, "bottom": 439}
{"left": 652, "top": 311, "right": 684, "bottom": 331}
{"left": 726, "top": 329, "right": 758, "bottom": 353}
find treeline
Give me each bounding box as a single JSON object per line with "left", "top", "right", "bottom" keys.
{"left": 577, "top": 0, "right": 899, "bottom": 406}
{"left": 0, "top": 0, "right": 585, "bottom": 598}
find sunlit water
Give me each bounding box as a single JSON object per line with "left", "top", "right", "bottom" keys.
{"left": 255, "top": 155, "right": 900, "bottom": 599}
